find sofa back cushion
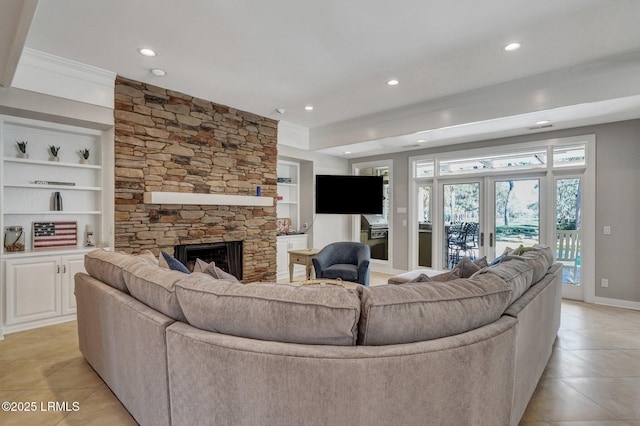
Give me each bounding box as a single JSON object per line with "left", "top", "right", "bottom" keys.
{"left": 123, "top": 261, "right": 188, "bottom": 322}
{"left": 476, "top": 259, "right": 534, "bottom": 304}
{"left": 357, "top": 274, "right": 512, "bottom": 345}
{"left": 84, "top": 249, "right": 144, "bottom": 293}
{"left": 175, "top": 274, "right": 361, "bottom": 346}
{"left": 519, "top": 245, "right": 553, "bottom": 283}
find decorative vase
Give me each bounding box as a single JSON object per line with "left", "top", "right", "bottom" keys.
{"left": 18, "top": 153, "right": 28, "bottom": 159}
{"left": 52, "top": 191, "right": 63, "bottom": 211}
{"left": 80, "top": 159, "right": 89, "bottom": 164}
{"left": 50, "top": 156, "right": 60, "bottom": 162}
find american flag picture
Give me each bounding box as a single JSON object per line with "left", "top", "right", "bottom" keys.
{"left": 33, "top": 221, "right": 78, "bottom": 249}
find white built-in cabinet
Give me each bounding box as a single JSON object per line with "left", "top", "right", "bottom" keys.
{"left": 4, "top": 254, "right": 85, "bottom": 326}
{"left": 276, "top": 234, "right": 309, "bottom": 281}
{"left": 1, "top": 115, "right": 113, "bottom": 335}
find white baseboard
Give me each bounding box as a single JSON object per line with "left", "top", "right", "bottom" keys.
{"left": 591, "top": 296, "right": 640, "bottom": 311}
{"left": 2, "top": 314, "right": 77, "bottom": 336}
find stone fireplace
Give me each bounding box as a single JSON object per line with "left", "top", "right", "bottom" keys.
{"left": 113, "top": 76, "right": 278, "bottom": 282}
{"left": 174, "top": 241, "right": 243, "bottom": 279}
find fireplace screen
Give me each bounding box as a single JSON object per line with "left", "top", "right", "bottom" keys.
{"left": 174, "top": 241, "right": 243, "bottom": 279}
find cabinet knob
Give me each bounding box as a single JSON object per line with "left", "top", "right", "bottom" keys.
{"left": 57, "top": 265, "right": 61, "bottom": 274}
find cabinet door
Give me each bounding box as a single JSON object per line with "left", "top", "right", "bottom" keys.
{"left": 289, "top": 235, "right": 308, "bottom": 251}
{"left": 61, "top": 255, "right": 86, "bottom": 315}
{"left": 276, "top": 237, "right": 290, "bottom": 280}
{"left": 276, "top": 235, "right": 309, "bottom": 281}
{"left": 5, "top": 257, "right": 61, "bottom": 325}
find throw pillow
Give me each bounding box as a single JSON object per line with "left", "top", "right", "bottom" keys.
{"left": 453, "top": 257, "right": 481, "bottom": 278}
{"left": 431, "top": 268, "right": 461, "bottom": 282}
{"left": 137, "top": 250, "right": 159, "bottom": 265}
{"left": 474, "top": 256, "right": 488, "bottom": 269}
{"left": 406, "top": 273, "right": 432, "bottom": 283}
{"left": 490, "top": 247, "right": 513, "bottom": 265}
{"left": 193, "top": 258, "right": 240, "bottom": 282}
{"left": 159, "top": 251, "right": 190, "bottom": 274}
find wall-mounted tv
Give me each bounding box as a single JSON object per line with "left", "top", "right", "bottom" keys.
{"left": 315, "top": 175, "right": 383, "bottom": 214}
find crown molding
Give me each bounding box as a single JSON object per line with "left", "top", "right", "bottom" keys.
{"left": 11, "top": 48, "right": 115, "bottom": 108}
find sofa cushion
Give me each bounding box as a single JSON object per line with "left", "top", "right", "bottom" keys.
{"left": 431, "top": 268, "right": 461, "bottom": 282}
{"left": 357, "top": 274, "right": 512, "bottom": 345}
{"left": 387, "top": 269, "right": 446, "bottom": 285}
{"left": 407, "top": 273, "right": 432, "bottom": 283}
{"left": 519, "top": 245, "right": 553, "bottom": 283}
{"left": 123, "top": 261, "right": 188, "bottom": 322}
{"left": 84, "top": 249, "right": 144, "bottom": 293}
{"left": 322, "top": 264, "right": 358, "bottom": 282}
{"left": 175, "top": 274, "right": 361, "bottom": 346}
{"left": 476, "top": 258, "right": 534, "bottom": 304}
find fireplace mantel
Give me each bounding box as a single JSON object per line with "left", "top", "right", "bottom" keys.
{"left": 143, "top": 192, "right": 273, "bottom": 207}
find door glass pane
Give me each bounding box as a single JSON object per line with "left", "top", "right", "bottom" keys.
{"left": 494, "top": 179, "right": 540, "bottom": 257}
{"left": 443, "top": 183, "right": 479, "bottom": 268}
{"left": 359, "top": 167, "right": 389, "bottom": 261}
{"left": 556, "top": 178, "right": 581, "bottom": 284}
{"left": 418, "top": 185, "right": 432, "bottom": 267}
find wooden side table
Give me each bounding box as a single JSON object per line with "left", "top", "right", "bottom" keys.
{"left": 287, "top": 248, "right": 319, "bottom": 282}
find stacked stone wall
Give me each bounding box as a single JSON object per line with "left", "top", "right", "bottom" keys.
{"left": 114, "top": 76, "right": 278, "bottom": 282}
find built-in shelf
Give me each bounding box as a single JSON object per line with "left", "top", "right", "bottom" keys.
{"left": 277, "top": 160, "right": 300, "bottom": 232}
{"left": 1, "top": 246, "right": 105, "bottom": 258}
{"left": 3, "top": 184, "right": 101, "bottom": 191}
{"left": 143, "top": 192, "right": 274, "bottom": 207}
{"left": 3, "top": 211, "right": 102, "bottom": 215}
{"left": 4, "top": 157, "right": 102, "bottom": 169}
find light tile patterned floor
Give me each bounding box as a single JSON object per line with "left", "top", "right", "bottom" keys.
{"left": 0, "top": 285, "right": 638, "bottom": 425}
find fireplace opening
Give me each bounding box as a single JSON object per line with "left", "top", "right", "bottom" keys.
{"left": 174, "top": 241, "right": 243, "bottom": 279}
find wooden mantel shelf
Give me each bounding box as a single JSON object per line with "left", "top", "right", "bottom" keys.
{"left": 143, "top": 192, "right": 273, "bottom": 207}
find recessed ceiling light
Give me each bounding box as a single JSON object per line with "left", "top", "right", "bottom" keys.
{"left": 138, "top": 48, "right": 157, "bottom": 57}
{"left": 535, "top": 120, "right": 550, "bottom": 125}
{"left": 503, "top": 42, "right": 521, "bottom": 52}
{"left": 275, "top": 108, "right": 285, "bottom": 114}
{"left": 150, "top": 68, "right": 166, "bottom": 77}
{"left": 304, "top": 105, "right": 314, "bottom": 111}
{"left": 344, "top": 151, "right": 352, "bottom": 154}
{"left": 416, "top": 139, "right": 427, "bottom": 143}
{"left": 387, "top": 79, "right": 399, "bottom": 86}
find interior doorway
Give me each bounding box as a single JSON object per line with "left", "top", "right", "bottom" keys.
{"left": 352, "top": 160, "right": 392, "bottom": 268}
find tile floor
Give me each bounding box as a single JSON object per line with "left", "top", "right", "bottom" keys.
{"left": 0, "top": 286, "right": 638, "bottom": 425}
{"left": 520, "top": 300, "right": 640, "bottom": 425}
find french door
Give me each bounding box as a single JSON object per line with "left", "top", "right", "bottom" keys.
{"left": 429, "top": 175, "right": 543, "bottom": 269}
{"left": 555, "top": 176, "right": 583, "bottom": 300}
{"left": 488, "top": 177, "right": 541, "bottom": 260}
{"left": 439, "top": 180, "right": 483, "bottom": 269}
{"left": 410, "top": 136, "right": 593, "bottom": 302}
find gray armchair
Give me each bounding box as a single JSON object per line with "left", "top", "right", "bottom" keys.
{"left": 312, "top": 242, "right": 371, "bottom": 286}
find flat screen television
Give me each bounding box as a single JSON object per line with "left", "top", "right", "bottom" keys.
{"left": 315, "top": 175, "right": 383, "bottom": 214}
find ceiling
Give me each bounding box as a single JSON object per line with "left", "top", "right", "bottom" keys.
{"left": 2, "top": 0, "right": 640, "bottom": 158}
